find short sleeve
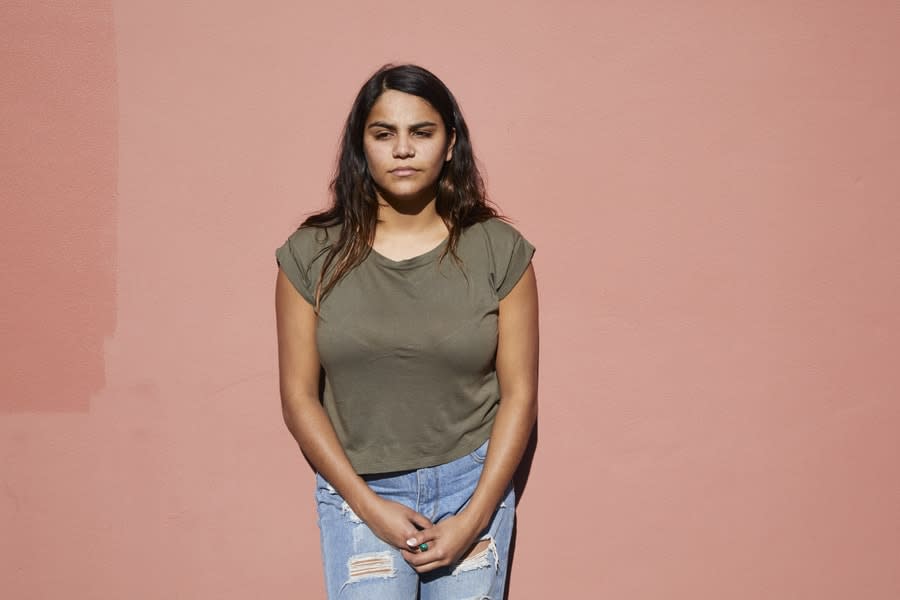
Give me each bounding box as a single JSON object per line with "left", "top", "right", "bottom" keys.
{"left": 484, "top": 218, "right": 537, "bottom": 300}
{"left": 275, "top": 231, "right": 316, "bottom": 306}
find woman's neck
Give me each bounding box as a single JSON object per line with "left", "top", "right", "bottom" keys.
{"left": 374, "top": 192, "right": 446, "bottom": 237}
{"left": 371, "top": 194, "right": 449, "bottom": 261}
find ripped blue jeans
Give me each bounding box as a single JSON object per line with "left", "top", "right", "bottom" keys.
{"left": 315, "top": 440, "right": 516, "bottom": 599}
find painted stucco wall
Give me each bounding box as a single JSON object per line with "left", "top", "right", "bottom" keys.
{"left": 2, "top": 1, "right": 898, "bottom": 598}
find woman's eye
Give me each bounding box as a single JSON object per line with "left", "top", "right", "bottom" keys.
{"left": 373, "top": 131, "right": 432, "bottom": 140}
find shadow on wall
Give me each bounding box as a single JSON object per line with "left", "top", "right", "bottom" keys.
{"left": 506, "top": 420, "right": 538, "bottom": 599}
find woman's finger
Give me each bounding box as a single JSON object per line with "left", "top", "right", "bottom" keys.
{"left": 405, "top": 510, "right": 433, "bottom": 533}
{"left": 404, "top": 526, "right": 438, "bottom": 550}
{"left": 400, "top": 548, "right": 447, "bottom": 573}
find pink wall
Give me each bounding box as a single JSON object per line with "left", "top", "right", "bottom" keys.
{"left": 3, "top": 1, "right": 899, "bottom": 598}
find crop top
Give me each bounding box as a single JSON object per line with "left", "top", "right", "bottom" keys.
{"left": 275, "top": 217, "right": 536, "bottom": 474}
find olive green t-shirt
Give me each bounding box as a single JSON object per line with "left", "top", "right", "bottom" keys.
{"left": 275, "top": 217, "right": 536, "bottom": 474}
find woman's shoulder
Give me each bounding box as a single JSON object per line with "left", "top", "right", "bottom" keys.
{"left": 470, "top": 216, "right": 534, "bottom": 250}
{"left": 466, "top": 216, "right": 536, "bottom": 299}
{"left": 276, "top": 222, "right": 342, "bottom": 283}
{"left": 285, "top": 222, "right": 341, "bottom": 244}
{"left": 282, "top": 222, "right": 341, "bottom": 256}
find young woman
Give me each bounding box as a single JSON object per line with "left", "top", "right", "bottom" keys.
{"left": 274, "top": 63, "right": 539, "bottom": 599}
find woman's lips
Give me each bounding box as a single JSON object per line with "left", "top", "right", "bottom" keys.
{"left": 390, "top": 168, "right": 418, "bottom": 176}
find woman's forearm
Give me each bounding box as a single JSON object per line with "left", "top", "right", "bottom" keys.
{"left": 282, "top": 393, "right": 377, "bottom": 516}
{"left": 461, "top": 391, "right": 537, "bottom": 531}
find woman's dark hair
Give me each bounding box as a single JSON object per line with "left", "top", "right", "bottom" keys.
{"left": 298, "top": 63, "right": 509, "bottom": 314}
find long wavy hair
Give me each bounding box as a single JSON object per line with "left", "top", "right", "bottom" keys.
{"left": 297, "top": 63, "right": 509, "bottom": 314}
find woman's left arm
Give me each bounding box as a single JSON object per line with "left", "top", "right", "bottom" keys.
{"left": 403, "top": 261, "right": 539, "bottom": 572}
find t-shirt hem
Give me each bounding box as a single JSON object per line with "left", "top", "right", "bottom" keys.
{"left": 349, "top": 431, "right": 493, "bottom": 476}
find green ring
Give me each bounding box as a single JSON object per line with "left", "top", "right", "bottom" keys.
{"left": 418, "top": 543, "right": 429, "bottom": 552}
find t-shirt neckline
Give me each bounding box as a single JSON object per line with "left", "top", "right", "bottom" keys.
{"left": 367, "top": 236, "right": 450, "bottom": 270}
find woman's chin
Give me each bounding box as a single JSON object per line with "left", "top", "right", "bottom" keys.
{"left": 376, "top": 185, "right": 438, "bottom": 205}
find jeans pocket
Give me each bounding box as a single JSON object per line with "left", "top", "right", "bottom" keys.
{"left": 314, "top": 473, "right": 339, "bottom": 501}
{"left": 468, "top": 439, "right": 490, "bottom": 464}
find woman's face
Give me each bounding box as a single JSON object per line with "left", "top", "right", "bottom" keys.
{"left": 363, "top": 90, "right": 455, "bottom": 203}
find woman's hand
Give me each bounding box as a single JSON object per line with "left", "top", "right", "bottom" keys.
{"left": 399, "top": 512, "right": 483, "bottom": 573}
{"left": 357, "top": 495, "right": 434, "bottom": 551}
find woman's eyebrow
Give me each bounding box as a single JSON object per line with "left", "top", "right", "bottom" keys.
{"left": 367, "top": 120, "right": 439, "bottom": 131}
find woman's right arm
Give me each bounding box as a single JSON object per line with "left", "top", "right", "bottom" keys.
{"left": 274, "top": 268, "right": 433, "bottom": 549}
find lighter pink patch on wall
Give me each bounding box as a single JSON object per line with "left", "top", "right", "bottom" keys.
{"left": 0, "top": 1, "right": 117, "bottom": 412}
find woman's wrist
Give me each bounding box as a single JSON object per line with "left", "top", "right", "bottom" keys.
{"left": 346, "top": 481, "right": 380, "bottom": 521}
{"left": 458, "top": 500, "right": 494, "bottom": 533}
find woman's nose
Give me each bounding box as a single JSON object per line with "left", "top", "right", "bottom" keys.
{"left": 393, "top": 134, "right": 415, "bottom": 157}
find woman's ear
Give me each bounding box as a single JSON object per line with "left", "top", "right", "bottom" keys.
{"left": 445, "top": 128, "right": 456, "bottom": 162}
